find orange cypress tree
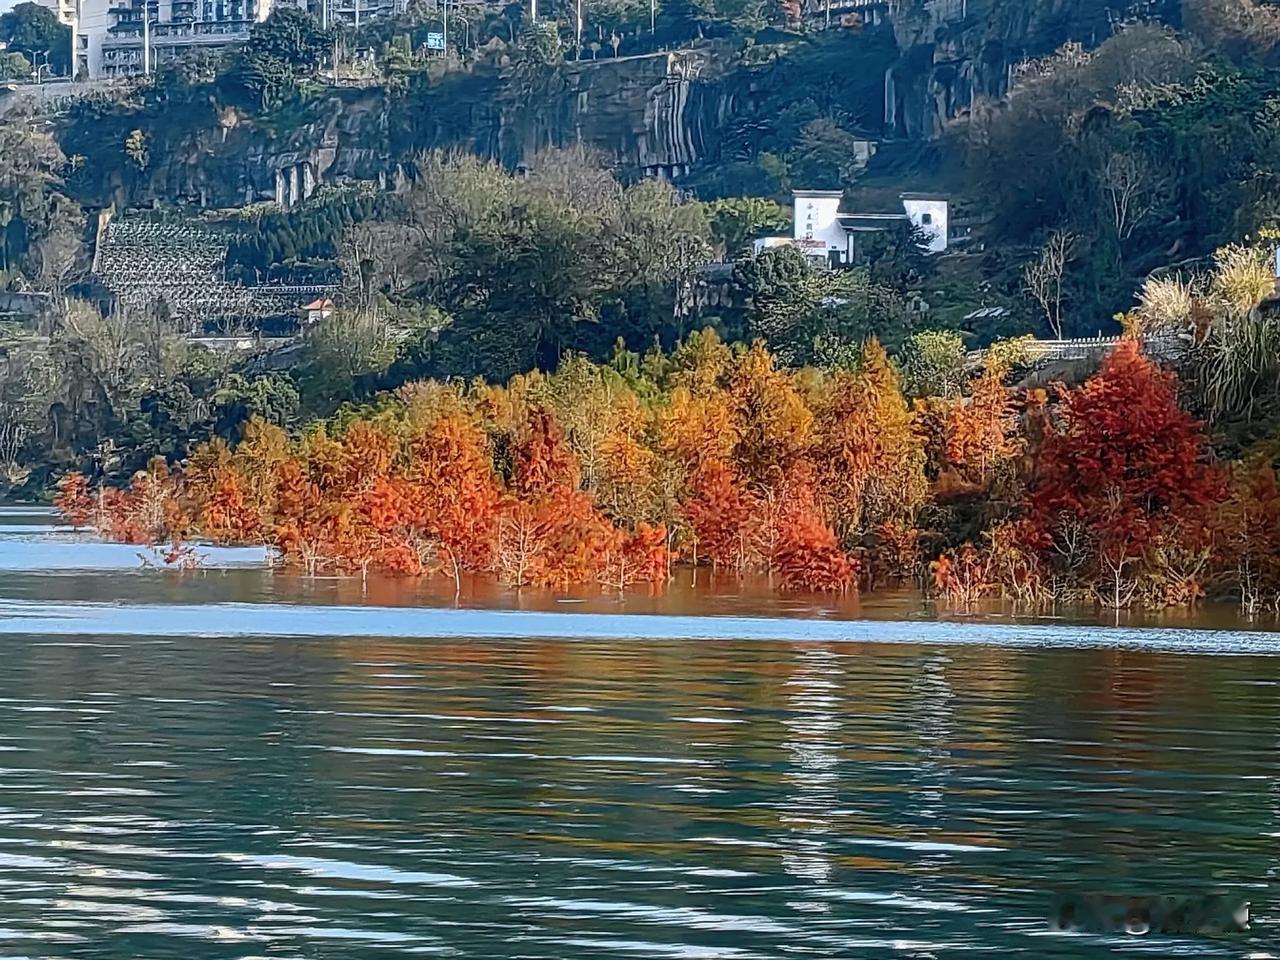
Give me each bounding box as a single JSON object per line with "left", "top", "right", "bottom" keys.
{"left": 945, "top": 360, "right": 1023, "bottom": 487}
{"left": 535, "top": 487, "right": 616, "bottom": 590}
{"left": 199, "top": 466, "right": 258, "bottom": 544}
{"left": 1213, "top": 460, "right": 1280, "bottom": 613}
{"left": 404, "top": 412, "right": 505, "bottom": 589}
{"left": 272, "top": 455, "right": 329, "bottom": 574}
{"left": 599, "top": 523, "right": 670, "bottom": 592}
{"left": 727, "top": 342, "right": 813, "bottom": 490}
{"left": 767, "top": 461, "right": 856, "bottom": 592}
{"left": 495, "top": 406, "right": 615, "bottom": 589}
{"left": 774, "top": 513, "right": 857, "bottom": 592}
{"left": 338, "top": 419, "right": 397, "bottom": 494}
{"left": 355, "top": 475, "right": 426, "bottom": 576}
{"left": 815, "top": 339, "right": 926, "bottom": 545}
{"left": 512, "top": 407, "right": 580, "bottom": 499}
{"left": 106, "top": 458, "right": 187, "bottom": 546}
{"left": 656, "top": 385, "right": 736, "bottom": 475}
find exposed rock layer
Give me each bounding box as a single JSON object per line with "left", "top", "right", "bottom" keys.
{"left": 60, "top": 0, "right": 1174, "bottom": 208}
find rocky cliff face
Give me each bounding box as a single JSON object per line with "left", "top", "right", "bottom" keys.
{"left": 69, "top": 50, "right": 733, "bottom": 209}
{"left": 62, "top": 0, "right": 1177, "bottom": 208}
{"left": 495, "top": 51, "right": 728, "bottom": 177}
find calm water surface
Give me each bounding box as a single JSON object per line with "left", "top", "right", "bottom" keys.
{"left": 0, "top": 508, "right": 1278, "bottom": 958}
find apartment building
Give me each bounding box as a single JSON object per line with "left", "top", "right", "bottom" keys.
{"left": 75, "top": 0, "right": 404, "bottom": 78}
{"left": 74, "top": 0, "right": 272, "bottom": 77}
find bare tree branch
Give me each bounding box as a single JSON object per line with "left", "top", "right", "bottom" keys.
{"left": 1024, "top": 230, "right": 1077, "bottom": 339}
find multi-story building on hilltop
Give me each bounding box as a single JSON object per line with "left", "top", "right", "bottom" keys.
{"left": 73, "top": 0, "right": 401, "bottom": 79}
{"left": 75, "top": 0, "right": 277, "bottom": 78}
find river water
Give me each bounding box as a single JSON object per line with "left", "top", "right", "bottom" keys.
{"left": 0, "top": 507, "right": 1278, "bottom": 958}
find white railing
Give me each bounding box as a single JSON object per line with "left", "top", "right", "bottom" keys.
{"left": 967, "top": 333, "right": 1191, "bottom": 366}
{"left": 1022, "top": 334, "right": 1189, "bottom": 361}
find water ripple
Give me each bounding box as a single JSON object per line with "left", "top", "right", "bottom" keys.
{"left": 0, "top": 522, "right": 1273, "bottom": 957}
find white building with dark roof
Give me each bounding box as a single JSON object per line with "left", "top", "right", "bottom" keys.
{"left": 755, "top": 189, "right": 950, "bottom": 263}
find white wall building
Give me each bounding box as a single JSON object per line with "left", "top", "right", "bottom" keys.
{"left": 76, "top": 0, "right": 278, "bottom": 77}
{"left": 73, "top": 0, "right": 406, "bottom": 78}
{"left": 326, "top": 0, "right": 404, "bottom": 27}
{"left": 899, "top": 192, "right": 948, "bottom": 253}
{"left": 35, "top": 0, "right": 78, "bottom": 26}
{"left": 754, "top": 189, "right": 950, "bottom": 262}
{"left": 76, "top": 0, "right": 396, "bottom": 78}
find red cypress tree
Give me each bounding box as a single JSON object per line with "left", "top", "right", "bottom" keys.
{"left": 1024, "top": 340, "right": 1225, "bottom": 607}
{"left": 683, "top": 459, "right": 762, "bottom": 572}
{"left": 54, "top": 472, "right": 94, "bottom": 529}
{"left": 599, "top": 523, "right": 670, "bottom": 592}
{"left": 769, "top": 463, "right": 857, "bottom": 593}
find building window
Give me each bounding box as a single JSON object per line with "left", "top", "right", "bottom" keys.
{"left": 920, "top": 213, "right": 933, "bottom": 225}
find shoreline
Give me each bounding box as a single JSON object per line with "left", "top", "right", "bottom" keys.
{"left": 3, "top": 515, "right": 1277, "bottom": 638}
{"left": 3, "top": 595, "right": 1280, "bottom": 651}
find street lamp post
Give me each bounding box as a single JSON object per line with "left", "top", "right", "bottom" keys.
{"left": 450, "top": 12, "right": 469, "bottom": 52}
{"left": 70, "top": 0, "right": 80, "bottom": 81}
{"left": 141, "top": 0, "right": 156, "bottom": 76}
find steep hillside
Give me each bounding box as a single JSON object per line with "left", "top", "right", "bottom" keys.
{"left": 52, "top": 0, "right": 1178, "bottom": 210}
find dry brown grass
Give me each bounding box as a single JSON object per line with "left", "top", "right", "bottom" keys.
{"left": 1136, "top": 274, "right": 1198, "bottom": 332}
{"left": 1211, "top": 244, "right": 1275, "bottom": 314}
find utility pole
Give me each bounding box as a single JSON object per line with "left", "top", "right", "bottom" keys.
{"left": 530, "top": 0, "right": 536, "bottom": 22}
{"left": 354, "top": 0, "right": 360, "bottom": 30}
{"left": 442, "top": 0, "right": 447, "bottom": 55}
{"left": 142, "top": 0, "right": 151, "bottom": 76}
{"left": 650, "top": 0, "right": 655, "bottom": 33}
{"left": 70, "top": 0, "right": 79, "bottom": 80}
{"left": 575, "top": 0, "right": 581, "bottom": 58}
